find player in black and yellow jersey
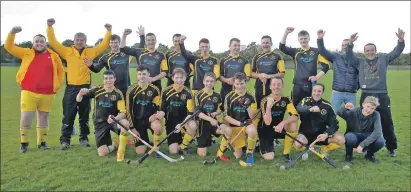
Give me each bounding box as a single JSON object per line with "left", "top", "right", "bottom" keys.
{"left": 88, "top": 27, "right": 145, "bottom": 96}
{"left": 115, "top": 65, "right": 163, "bottom": 162}
{"left": 216, "top": 72, "right": 258, "bottom": 166}
{"left": 158, "top": 68, "right": 197, "bottom": 154}
{"left": 76, "top": 70, "right": 128, "bottom": 157}
{"left": 251, "top": 35, "right": 286, "bottom": 108}
{"left": 178, "top": 35, "right": 220, "bottom": 95}
{"left": 195, "top": 72, "right": 231, "bottom": 157}
{"left": 295, "top": 84, "right": 345, "bottom": 159}
{"left": 165, "top": 33, "right": 194, "bottom": 87}
{"left": 259, "top": 77, "right": 298, "bottom": 162}
{"left": 219, "top": 38, "right": 251, "bottom": 110}
{"left": 120, "top": 28, "right": 168, "bottom": 91}
{"left": 279, "top": 27, "right": 330, "bottom": 107}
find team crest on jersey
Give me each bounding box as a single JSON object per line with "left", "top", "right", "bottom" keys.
{"left": 270, "top": 55, "right": 276, "bottom": 60}
{"left": 244, "top": 98, "right": 250, "bottom": 105}
{"left": 212, "top": 97, "right": 219, "bottom": 103}
{"left": 181, "top": 94, "right": 187, "bottom": 100}
{"left": 321, "top": 109, "right": 327, "bottom": 115}
{"left": 147, "top": 90, "right": 153, "bottom": 96}
{"left": 309, "top": 51, "right": 315, "bottom": 56}
{"left": 154, "top": 54, "right": 160, "bottom": 59}
{"left": 111, "top": 95, "right": 117, "bottom": 101}
{"left": 281, "top": 101, "right": 286, "bottom": 107}
{"left": 238, "top": 59, "right": 243, "bottom": 64}
{"left": 208, "top": 60, "right": 214, "bottom": 65}
{"left": 105, "top": 94, "right": 108, "bottom": 97}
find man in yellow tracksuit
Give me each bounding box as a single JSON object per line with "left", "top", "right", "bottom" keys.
{"left": 46, "top": 18, "right": 112, "bottom": 150}
{"left": 5, "top": 26, "right": 65, "bottom": 153}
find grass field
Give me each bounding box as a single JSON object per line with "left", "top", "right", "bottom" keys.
{"left": 1, "top": 66, "right": 410, "bottom": 191}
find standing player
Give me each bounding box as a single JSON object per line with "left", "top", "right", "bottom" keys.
{"left": 158, "top": 68, "right": 197, "bottom": 154}
{"left": 179, "top": 35, "right": 220, "bottom": 95}
{"left": 88, "top": 26, "right": 146, "bottom": 96}
{"left": 5, "top": 26, "right": 65, "bottom": 153}
{"left": 165, "top": 33, "right": 193, "bottom": 87}
{"left": 346, "top": 29, "right": 405, "bottom": 157}
{"left": 216, "top": 72, "right": 258, "bottom": 166}
{"left": 279, "top": 27, "right": 330, "bottom": 107}
{"left": 316, "top": 30, "right": 359, "bottom": 110}
{"left": 219, "top": 38, "right": 251, "bottom": 110}
{"left": 120, "top": 28, "right": 167, "bottom": 91}
{"left": 295, "top": 84, "right": 345, "bottom": 159}
{"left": 46, "top": 18, "right": 112, "bottom": 150}
{"left": 116, "top": 65, "right": 163, "bottom": 161}
{"left": 195, "top": 72, "right": 232, "bottom": 156}
{"left": 76, "top": 70, "right": 128, "bottom": 156}
{"left": 259, "top": 77, "right": 298, "bottom": 162}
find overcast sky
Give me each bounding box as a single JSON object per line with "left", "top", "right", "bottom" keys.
{"left": 1, "top": 1, "right": 410, "bottom": 53}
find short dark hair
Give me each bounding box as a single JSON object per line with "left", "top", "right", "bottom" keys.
{"left": 364, "top": 43, "right": 377, "bottom": 52}
{"left": 204, "top": 72, "right": 217, "bottom": 81}
{"left": 261, "top": 35, "right": 272, "bottom": 42}
{"left": 33, "top": 34, "right": 47, "bottom": 41}
{"left": 172, "top": 33, "right": 181, "bottom": 39}
{"left": 103, "top": 69, "right": 115, "bottom": 76}
{"left": 137, "top": 65, "right": 150, "bottom": 73}
{"left": 110, "top": 34, "right": 121, "bottom": 42}
{"left": 313, "top": 83, "right": 325, "bottom": 92}
{"left": 229, "top": 38, "right": 240, "bottom": 46}
{"left": 146, "top": 33, "right": 156, "bottom": 38}
{"left": 233, "top": 72, "right": 247, "bottom": 82}
{"left": 298, "top": 30, "right": 310, "bottom": 38}
{"left": 199, "top": 38, "right": 209, "bottom": 45}
{"left": 172, "top": 67, "right": 187, "bottom": 77}
{"left": 271, "top": 76, "right": 283, "bottom": 84}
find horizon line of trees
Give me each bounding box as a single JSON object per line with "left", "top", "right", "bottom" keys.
{"left": 1, "top": 39, "right": 410, "bottom": 66}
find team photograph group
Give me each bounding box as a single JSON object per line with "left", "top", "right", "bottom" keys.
{"left": 5, "top": 17, "right": 406, "bottom": 169}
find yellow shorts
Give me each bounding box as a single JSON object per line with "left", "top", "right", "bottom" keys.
{"left": 230, "top": 126, "right": 246, "bottom": 150}
{"left": 21, "top": 90, "right": 55, "bottom": 112}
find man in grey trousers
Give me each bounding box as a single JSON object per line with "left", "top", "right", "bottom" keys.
{"left": 346, "top": 28, "right": 405, "bottom": 157}
{"left": 316, "top": 30, "right": 359, "bottom": 111}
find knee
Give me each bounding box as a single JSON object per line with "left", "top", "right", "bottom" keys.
{"left": 151, "top": 120, "right": 162, "bottom": 135}
{"left": 186, "top": 120, "right": 197, "bottom": 135}
{"left": 120, "top": 120, "right": 130, "bottom": 129}
{"left": 345, "top": 132, "right": 357, "bottom": 145}
{"left": 262, "top": 152, "right": 275, "bottom": 160}
{"left": 220, "top": 125, "right": 232, "bottom": 136}
{"left": 98, "top": 146, "right": 109, "bottom": 156}
{"left": 374, "top": 137, "right": 386, "bottom": 148}
{"left": 135, "top": 147, "right": 146, "bottom": 155}
{"left": 197, "top": 149, "right": 207, "bottom": 157}
{"left": 246, "top": 125, "right": 257, "bottom": 138}
{"left": 285, "top": 122, "right": 297, "bottom": 133}
{"left": 334, "top": 133, "right": 346, "bottom": 145}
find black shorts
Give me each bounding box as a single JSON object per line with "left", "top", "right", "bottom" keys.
{"left": 299, "top": 132, "right": 329, "bottom": 146}
{"left": 196, "top": 120, "right": 221, "bottom": 148}
{"left": 291, "top": 84, "right": 313, "bottom": 107}
{"left": 255, "top": 80, "right": 272, "bottom": 109}
{"left": 134, "top": 119, "right": 154, "bottom": 147}
{"left": 94, "top": 122, "right": 114, "bottom": 148}
{"left": 220, "top": 84, "right": 233, "bottom": 111}
{"left": 257, "top": 127, "right": 286, "bottom": 154}
{"left": 165, "top": 116, "right": 184, "bottom": 146}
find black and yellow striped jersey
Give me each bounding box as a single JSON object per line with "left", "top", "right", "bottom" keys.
{"left": 160, "top": 85, "right": 194, "bottom": 118}
{"left": 194, "top": 89, "right": 222, "bottom": 114}
{"left": 120, "top": 47, "right": 168, "bottom": 77}
{"left": 252, "top": 51, "right": 285, "bottom": 75}
{"left": 224, "top": 90, "right": 257, "bottom": 125}
{"left": 220, "top": 55, "right": 251, "bottom": 80}
{"left": 259, "top": 95, "right": 298, "bottom": 129}
{"left": 165, "top": 49, "right": 194, "bottom": 77}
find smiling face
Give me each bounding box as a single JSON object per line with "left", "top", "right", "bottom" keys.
{"left": 32, "top": 35, "right": 47, "bottom": 52}
{"left": 146, "top": 34, "right": 157, "bottom": 50}
{"left": 270, "top": 78, "right": 283, "bottom": 95}
{"left": 229, "top": 38, "right": 241, "bottom": 55}
{"left": 364, "top": 43, "right": 377, "bottom": 60}
{"left": 311, "top": 84, "right": 324, "bottom": 101}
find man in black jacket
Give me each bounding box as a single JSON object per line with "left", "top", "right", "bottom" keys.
{"left": 338, "top": 96, "right": 385, "bottom": 164}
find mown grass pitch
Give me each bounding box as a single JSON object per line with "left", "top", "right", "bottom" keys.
{"left": 1, "top": 66, "right": 410, "bottom": 191}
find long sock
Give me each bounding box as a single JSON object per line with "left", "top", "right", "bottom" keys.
{"left": 321, "top": 143, "right": 341, "bottom": 153}
{"left": 216, "top": 137, "right": 228, "bottom": 157}
{"left": 153, "top": 134, "right": 161, "bottom": 148}
{"left": 284, "top": 132, "right": 297, "bottom": 155}
{"left": 20, "top": 126, "right": 29, "bottom": 144}
{"left": 117, "top": 132, "right": 128, "bottom": 161}
{"left": 246, "top": 137, "right": 257, "bottom": 153}
{"left": 179, "top": 134, "right": 193, "bottom": 149}
{"left": 36, "top": 126, "right": 48, "bottom": 145}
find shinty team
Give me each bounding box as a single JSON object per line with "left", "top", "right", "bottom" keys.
{"left": 5, "top": 18, "right": 405, "bottom": 167}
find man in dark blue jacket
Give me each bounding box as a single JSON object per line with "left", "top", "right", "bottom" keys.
{"left": 316, "top": 30, "right": 359, "bottom": 111}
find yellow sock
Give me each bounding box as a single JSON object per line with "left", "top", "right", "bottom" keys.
{"left": 284, "top": 132, "right": 297, "bottom": 155}
{"left": 321, "top": 143, "right": 341, "bottom": 153}
{"left": 216, "top": 137, "right": 228, "bottom": 157}
{"left": 153, "top": 134, "right": 161, "bottom": 147}
{"left": 36, "top": 126, "right": 48, "bottom": 145}
{"left": 20, "top": 127, "right": 29, "bottom": 143}
{"left": 180, "top": 133, "right": 193, "bottom": 149}
{"left": 246, "top": 137, "right": 257, "bottom": 153}
{"left": 117, "top": 132, "right": 128, "bottom": 161}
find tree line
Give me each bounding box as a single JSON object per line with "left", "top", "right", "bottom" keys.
{"left": 1, "top": 38, "right": 410, "bottom": 66}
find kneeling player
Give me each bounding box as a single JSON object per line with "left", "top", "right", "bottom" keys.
{"left": 117, "top": 65, "right": 163, "bottom": 161}
{"left": 217, "top": 72, "right": 259, "bottom": 165}
{"left": 195, "top": 72, "right": 232, "bottom": 156}
{"left": 260, "top": 77, "right": 298, "bottom": 162}
{"left": 295, "top": 84, "right": 345, "bottom": 159}
{"left": 158, "top": 68, "right": 197, "bottom": 154}
{"left": 76, "top": 70, "right": 128, "bottom": 156}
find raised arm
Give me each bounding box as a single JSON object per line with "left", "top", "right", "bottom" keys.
{"left": 120, "top": 28, "right": 143, "bottom": 58}
{"left": 5, "top": 27, "right": 27, "bottom": 59}
{"left": 345, "top": 33, "right": 360, "bottom": 69}
{"left": 137, "top": 25, "right": 146, "bottom": 48}
{"left": 46, "top": 18, "right": 69, "bottom": 58}
{"left": 89, "top": 24, "right": 112, "bottom": 56}
{"left": 386, "top": 28, "right": 405, "bottom": 65}
{"left": 317, "top": 29, "right": 336, "bottom": 62}
{"left": 179, "top": 35, "right": 198, "bottom": 64}
{"left": 279, "top": 27, "right": 298, "bottom": 57}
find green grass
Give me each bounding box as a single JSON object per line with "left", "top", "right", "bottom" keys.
{"left": 1, "top": 66, "right": 410, "bottom": 191}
